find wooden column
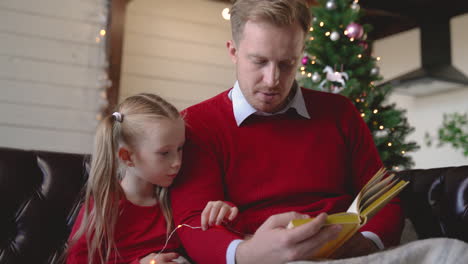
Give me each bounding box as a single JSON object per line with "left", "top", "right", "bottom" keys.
{"left": 104, "top": 0, "right": 131, "bottom": 115}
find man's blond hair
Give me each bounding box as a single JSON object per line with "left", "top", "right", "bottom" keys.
{"left": 230, "top": 0, "right": 311, "bottom": 43}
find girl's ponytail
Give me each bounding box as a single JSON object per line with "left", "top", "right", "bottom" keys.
{"left": 70, "top": 114, "right": 123, "bottom": 264}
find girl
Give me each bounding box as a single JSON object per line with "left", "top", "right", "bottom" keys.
{"left": 66, "top": 93, "right": 238, "bottom": 264}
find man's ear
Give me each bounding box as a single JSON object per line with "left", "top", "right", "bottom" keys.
{"left": 118, "top": 147, "right": 134, "bottom": 167}
{"left": 226, "top": 40, "right": 238, "bottom": 64}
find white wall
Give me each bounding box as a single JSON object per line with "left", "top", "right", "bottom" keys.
{"left": 0, "top": 0, "right": 108, "bottom": 154}
{"left": 119, "top": 0, "right": 236, "bottom": 110}
{"left": 376, "top": 14, "right": 468, "bottom": 169}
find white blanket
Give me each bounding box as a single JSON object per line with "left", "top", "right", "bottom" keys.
{"left": 290, "top": 238, "right": 468, "bottom": 264}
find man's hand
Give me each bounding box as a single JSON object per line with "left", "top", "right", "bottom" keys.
{"left": 330, "top": 232, "right": 380, "bottom": 259}
{"left": 235, "top": 212, "right": 342, "bottom": 264}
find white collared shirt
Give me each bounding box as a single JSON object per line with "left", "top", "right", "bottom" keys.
{"left": 229, "top": 80, "right": 310, "bottom": 126}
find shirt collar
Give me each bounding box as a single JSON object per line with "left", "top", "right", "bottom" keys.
{"left": 229, "top": 81, "right": 310, "bottom": 126}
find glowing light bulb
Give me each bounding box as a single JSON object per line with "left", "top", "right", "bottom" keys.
{"left": 325, "top": 32, "right": 331, "bottom": 36}
{"left": 379, "top": 125, "right": 384, "bottom": 130}
{"left": 357, "top": 54, "right": 362, "bottom": 58}
{"left": 222, "top": 8, "right": 230, "bottom": 20}
{"left": 388, "top": 142, "right": 392, "bottom": 146}
{"left": 310, "top": 27, "right": 314, "bottom": 31}
{"left": 377, "top": 56, "right": 381, "bottom": 61}
{"left": 309, "top": 36, "right": 315, "bottom": 41}
{"left": 319, "top": 22, "right": 324, "bottom": 27}
{"left": 100, "top": 29, "right": 106, "bottom": 36}
{"left": 373, "top": 109, "right": 378, "bottom": 114}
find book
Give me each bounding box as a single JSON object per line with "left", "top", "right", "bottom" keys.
{"left": 286, "top": 167, "right": 409, "bottom": 259}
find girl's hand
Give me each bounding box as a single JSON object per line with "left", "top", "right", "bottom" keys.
{"left": 139, "top": 252, "right": 179, "bottom": 264}
{"left": 201, "top": 200, "right": 238, "bottom": 230}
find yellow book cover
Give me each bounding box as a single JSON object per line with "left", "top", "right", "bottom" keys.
{"left": 287, "top": 168, "right": 409, "bottom": 259}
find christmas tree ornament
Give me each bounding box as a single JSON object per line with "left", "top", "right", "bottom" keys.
{"left": 311, "top": 72, "right": 321, "bottom": 83}
{"left": 301, "top": 56, "right": 309, "bottom": 65}
{"left": 370, "top": 67, "right": 380, "bottom": 76}
{"left": 330, "top": 31, "right": 340, "bottom": 41}
{"left": 351, "top": 2, "right": 360, "bottom": 11}
{"left": 345, "top": 22, "right": 364, "bottom": 39}
{"left": 325, "top": 0, "right": 337, "bottom": 10}
{"left": 358, "top": 41, "right": 368, "bottom": 50}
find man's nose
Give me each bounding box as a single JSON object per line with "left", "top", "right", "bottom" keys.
{"left": 264, "top": 63, "right": 280, "bottom": 87}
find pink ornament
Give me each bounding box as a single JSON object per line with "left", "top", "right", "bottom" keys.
{"left": 345, "top": 22, "right": 364, "bottom": 39}
{"left": 358, "top": 41, "right": 368, "bottom": 50}
{"left": 301, "top": 56, "right": 309, "bottom": 65}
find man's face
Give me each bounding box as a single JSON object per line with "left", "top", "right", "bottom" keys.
{"left": 227, "top": 20, "right": 305, "bottom": 113}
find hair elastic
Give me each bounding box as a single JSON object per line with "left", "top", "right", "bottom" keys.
{"left": 112, "top": 112, "right": 123, "bottom": 122}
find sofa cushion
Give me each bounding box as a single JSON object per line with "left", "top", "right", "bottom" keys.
{"left": 0, "top": 148, "right": 88, "bottom": 264}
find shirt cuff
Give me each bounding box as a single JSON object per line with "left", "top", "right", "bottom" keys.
{"left": 361, "top": 231, "right": 385, "bottom": 250}
{"left": 226, "top": 239, "right": 244, "bottom": 264}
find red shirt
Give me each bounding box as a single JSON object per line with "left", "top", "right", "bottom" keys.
{"left": 171, "top": 88, "right": 404, "bottom": 264}
{"left": 67, "top": 197, "right": 180, "bottom": 264}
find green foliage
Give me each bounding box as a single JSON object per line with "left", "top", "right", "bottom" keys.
{"left": 299, "top": 0, "right": 419, "bottom": 169}
{"left": 425, "top": 112, "right": 468, "bottom": 157}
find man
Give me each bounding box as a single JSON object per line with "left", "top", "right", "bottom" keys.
{"left": 170, "top": 0, "right": 403, "bottom": 263}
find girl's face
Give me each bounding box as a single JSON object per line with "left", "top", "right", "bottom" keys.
{"left": 130, "top": 118, "right": 185, "bottom": 188}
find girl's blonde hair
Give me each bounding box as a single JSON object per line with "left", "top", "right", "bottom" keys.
{"left": 230, "top": 0, "right": 311, "bottom": 44}
{"left": 69, "top": 93, "right": 180, "bottom": 264}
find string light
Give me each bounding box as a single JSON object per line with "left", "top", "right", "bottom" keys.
{"left": 309, "top": 36, "right": 315, "bottom": 41}
{"left": 357, "top": 54, "right": 362, "bottom": 58}
{"left": 300, "top": 66, "right": 305, "bottom": 71}
{"left": 325, "top": 32, "right": 331, "bottom": 36}
{"left": 401, "top": 151, "right": 406, "bottom": 154}
{"left": 301, "top": 71, "right": 306, "bottom": 75}
{"left": 152, "top": 224, "right": 202, "bottom": 262}
{"left": 344, "top": 30, "right": 348, "bottom": 35}
{"left": 307, "top": 73, "right": 312, "bottom": 77}
{"left": 361, "top": 113, "right": 365, "bottom": 117}
{"left": 319, "top": 21, "right": 324, "bottom": 27}
{"left": 310, "top": 27, "right": 314, "bottom": 31}
{"left": 311, "top": 60, "right": 316, "bottom": 64}
{"left": 350, "top": 37, "right": 355, "bottom": 42}
{"left": 388, "top": 142, "right": 392, "bottom": 147}
{"left": 373, "top": 109, "right": 378, "bottom": 114}
{"left": 377, "top": 56, "right": 381, "bottom": 61}
{"left": 99, "top": 29, "right": 106, "bottom": 36}
{"left": 379, "top": 125, "right": 384, "bottom": 130}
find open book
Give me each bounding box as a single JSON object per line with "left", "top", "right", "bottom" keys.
{"left": 287, "top": 167, "right": 409, "bottom": 259}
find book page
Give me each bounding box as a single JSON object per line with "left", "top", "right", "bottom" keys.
{"left": 360, "top": 173, "right": 395, "bottom": 204}
{"left": 360, "top": 176, "right": 398, "bottom": 212}
{"left": 361, "top": 180, "right": 409, "bottom": 219}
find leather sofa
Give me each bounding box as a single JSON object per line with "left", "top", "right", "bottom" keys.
{"left": 0, "top": 147, "right": 467, "bottom": 264}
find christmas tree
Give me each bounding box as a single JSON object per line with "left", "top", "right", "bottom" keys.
{"left": 298, "top": 0, "right": 419, "bottom": 170}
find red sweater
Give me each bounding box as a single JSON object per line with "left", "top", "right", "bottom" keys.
{"left": 67, "top": 197, "right": 180, "bottom": 264}
{"left": 171, "top": 88, "right": 404, "bottom": 264}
